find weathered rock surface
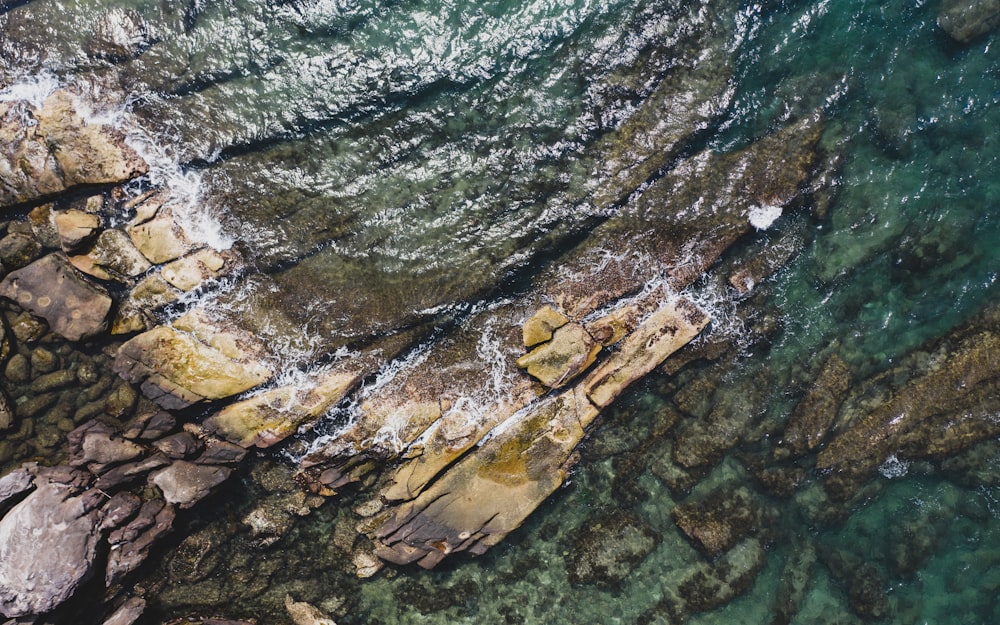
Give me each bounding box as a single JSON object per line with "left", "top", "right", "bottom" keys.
{"left": 0, "top": 253, "right": 112, "bottom": 341}
{"left": 101, "top": 597, "right": 146, "bottom": 625}
{"left": 0, "top": 91, "right": 148, "bottom": 208}
{"left": 115, "top": 314, "right": 274, "bottom": 408}
{"left": 54, "top": 209, "right": 102, "bottom": 252}
{"left": 939, "top": 0, "right": 1000, "bottom": 43}
{"left": 0, "top": 472, "right": 102, "bottom": 618}
{"left": 203, "top": 369, "right": 359, "bottom": 448}
{"left": 515, "top": 322, "right": 601, "bottom": 389}
{"left": 69, "top": 229, "right": 152, "bottom": 282}
{"left": 285, "top": 594, "right": 338, "bottom": 625}
{"left": 150, "top": 460, "right": 231, "bottom": 508}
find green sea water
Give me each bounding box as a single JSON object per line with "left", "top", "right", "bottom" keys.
{"left": 3, "top": 0, "right": 1000, "bottom": 623}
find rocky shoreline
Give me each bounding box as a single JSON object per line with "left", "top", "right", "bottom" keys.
{"left": 3, "top": 0, "right": 1000, "bottom": 623}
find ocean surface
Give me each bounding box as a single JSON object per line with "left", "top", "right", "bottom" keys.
{"left": 2, "top": 0, "right": 1000, "bottom": 623}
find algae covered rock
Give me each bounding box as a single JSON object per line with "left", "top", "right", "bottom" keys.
{"left": 114, "top": 315, "right": 274, "bottom": 408}
{"left": 566, "top": 510, "right": 661, "bottom": 587}
{"left": 939, "top": 0, "right": 1000, "bottom": 43}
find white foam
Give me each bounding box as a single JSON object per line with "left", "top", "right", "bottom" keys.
{"left": 879, "top": 454, "right": 910, "bottom": 479}
{"left": 0, "top": 73, "right": 60, "bottom": 108}
{"left": 748, "top": 204, "right": 783, "bottom": 230}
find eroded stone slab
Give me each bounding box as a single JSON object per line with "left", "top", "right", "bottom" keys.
{"left": 0, "top": 253, "right": 112, "bottom": 341}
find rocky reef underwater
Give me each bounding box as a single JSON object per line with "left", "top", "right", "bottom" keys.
{"left": 3, "top": 0, "right": 1000, "bottom": 623}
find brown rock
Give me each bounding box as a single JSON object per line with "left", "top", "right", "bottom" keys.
{"left": 0, "top": 478, "right": 103, "bottom": 618}
{"left": 161, "top": 248, "right": 228, "bottom": 291}
{"left": 0, "top": 254, "right": 112, "bottom": 341}
{"left": 521, "top": 305, "right": 568, "bottom": 348}
{"left": 566, "top": 511, "right": 660, "bottom": 587}
{"left": 101, "top": 597, "right": 147, "bottom": 625}
{"left": 54, "top": 209, "right": 101, "bottom": 252}
{"left": 203, "top": 369, "right": 359, "bottom": 448}
{"left": 106, "top": 499, "right": 175, "bottom": 586}
{"left": 939, "top": 0, "right": 1000, "bottom": 43}
{"left": 152, "top": 432, "right": 202, "bottom": 459}
{"left": 0, "top": 232, "right": 42, "bottom": 269}
{"left": 777, "top": 354, "right": 851, "bottom": 458}
{"left": 0, "top": 91, "right": 148, "bottom": 208}
{"left": 672, "top": 488, "right": 763, "bottom": 557}
{"left": 69, "top": 229, "right": 152, "bottom": 282}
{"left": 126, "top": 206, "right": 195, "bottom": 264}
{"left": 150, "top": 460, "right": 231, "bottom": 508}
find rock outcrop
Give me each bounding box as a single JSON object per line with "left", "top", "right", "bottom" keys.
{"left": 0, "top": 90, "right": 147, "bottom": 208}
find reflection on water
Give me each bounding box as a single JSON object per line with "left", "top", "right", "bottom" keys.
{"left": 2, "top": 0, "right": 1000, "bottom": 623}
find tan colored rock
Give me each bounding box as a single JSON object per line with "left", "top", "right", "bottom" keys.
{"left": 70, "top": 229, "right": 152, "bottom": 282}
{"left": 0, "top": 253, "right": 112, "bottom": 341}
{"left": 521, "top": 305, "right": 568, "bottom": 348}
{"left": 584, "top": 298, "right": 709, "bottom": 408}
{"left": 114, "top": 320, "right": 274, "bottom": 409}
{"left": 516, "top": 322, "right": 600, "bottom": 389}
{"left": 203, "top": 369, "right": 360, "bottom": 448}
{"left": 54, "top": 209, "right": 101, "bottom": 252}
{"left": 112, "top": 272, "right": 183, "bottom": 334}
{"left": 285, "top": 595, "right": 337, "bottom": 625}
{"left": 161, "top": 248, "right": 227, "bottom": 291}
{"left": 127, "top": 206, "right": 195, "bottom": 264}
{"left": 0, "top": 90, "right": 148, "bottom": 208}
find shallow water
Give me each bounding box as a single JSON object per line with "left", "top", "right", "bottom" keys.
{"left": 3, "top": 0, "right": 1000, "bottom": 623}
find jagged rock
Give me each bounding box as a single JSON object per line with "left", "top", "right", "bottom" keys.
{"left": 160, "top": 248, "right": 228, "bottom": 291}
{"left": 0, "top": 91, "right": 148, "bottom": 208}
{"left": 115, "top": 314, "right": 274, "bottom": 408}
{"left": 194, "top": 438, "right": 248, "bottom": 465}
{"left": 101, "top": 597, "right": 147, "bottom": 625}
{"left": 112, "top": 273, "right": 182, "bottom": 334}
{"left": 584, "top": 299, "right": 709, "bottom": 408}
{"left": 0, "top": 476, "right": 103, "bottom": 618}
{"left": 0, "top": 232, "right": 42, "bottom": 269}
{"left": 285, "top": 595, "right": 337, "bottom": 625}
{"left": 777, "top": 354, "right": 851, "bottom": 459}
{"left": 565, "top": 510, "right": 660, "bottom": 587}
{"left": 515, "top": 322, "right": 600, "bottom": 389}
{"left": 95, "top": 454, "right": 171, "bottom": 491}
{"left": 99, "top": 492, "right": 142, "bottom": 531}
{"left": 939, "top": 0, "right": 1000, "bottom": 43}
{"left": 0, "top": 254, "right": 112, "bottom": 341}
{"left": 54, "top": 209, "right": 101, "bottom": 252}
{"left": 150, "top": 460, "right": 231, "bottom": 508}
{"left": 70, "top": 229, "right": 152, "bottom": 282}
{"left": 122, "top": 410, "right": 177, "bottom": 440}
{"left": 106, "top": 499, "right": 175, "bottom": 586}
{"left": 152, "top": 432, "right": 202, "bottom": 459}
{"left": 87, "top": 8, "right": 153, "bottom": 61}
{"left": 521, "top": 305, "right": 568, "bottom": 348}
{"left": 0, "top": 467, "right": 34, "bottom": 516}
{"left": 203, "top": 369, "right": 358, "bottom": 448}
{"left": 817, "top": 330, "right": 1000, "bottom": 475}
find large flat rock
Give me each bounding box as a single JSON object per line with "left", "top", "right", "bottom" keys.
{"left": 0, "top": 253, "right": 112, "bottom": 341}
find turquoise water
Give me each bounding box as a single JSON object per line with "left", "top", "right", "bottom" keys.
{"left": 3, "top": 0, "right": 1000, "bottom": 623}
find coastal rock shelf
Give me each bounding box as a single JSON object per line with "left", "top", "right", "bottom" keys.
{"left": 3, "top": 0, "right": 1000, "bottom": 623}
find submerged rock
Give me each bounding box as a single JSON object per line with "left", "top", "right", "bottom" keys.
{"left": 939, "top": 0, "right": 1000, "bottom": 43}
{"left": 0, "top": 253, "right": 112, "bottom": 341}
{"left": 566, "top": 510, "right": 661, "bottom": 587}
